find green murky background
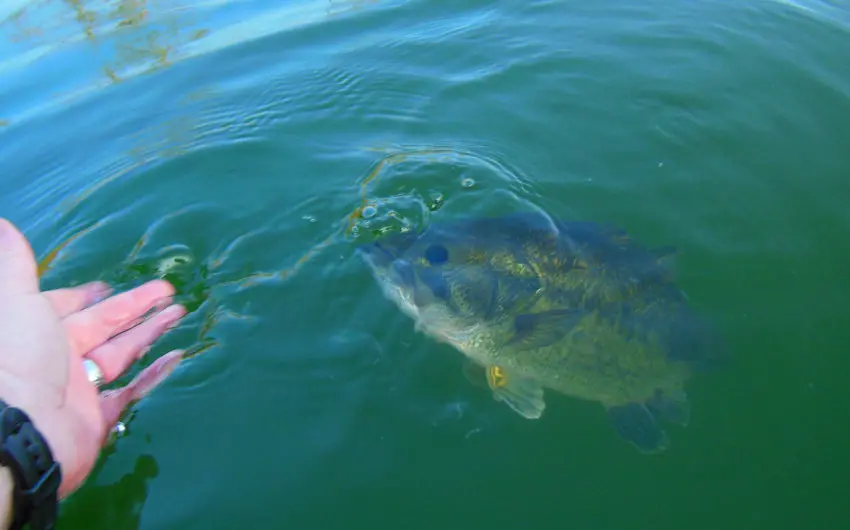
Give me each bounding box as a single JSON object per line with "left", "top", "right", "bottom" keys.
{"left": 2, "top": 0, "right": 849, "bottom": 528}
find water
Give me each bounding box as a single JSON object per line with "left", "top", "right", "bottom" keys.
{"left": 2, "top": 0, "right": 850, "bottom": 528}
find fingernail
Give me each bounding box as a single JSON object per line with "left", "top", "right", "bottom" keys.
{"left": 131, "top": 349, "right": 184, "bottom": 399}
{"left": 162, "top": 304, "right": 186, "bottom": 328}
{"left": 163, "top": 349, "right": 185, "bottom": 363}
{"left": 90, "top": 282, "right": 113, "bottom": 304}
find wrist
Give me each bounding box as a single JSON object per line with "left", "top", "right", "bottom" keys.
{"left": 0, "top": 399, "right": 62, "bottom": 530}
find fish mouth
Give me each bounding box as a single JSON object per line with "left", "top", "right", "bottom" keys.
{"left": 357, "top": 242, "right": 418, "bottom": 290}
{"left": 355, "top": 230, "right": 419, "bottom": 263}
{"left": 356, "top": 241, "right": 397, "bottom": 273}
{"left": 357, "top": 239, "right": 480, "bottom": 349}
{"left": 357, "top": 242, "right": 422, "bottom": 322}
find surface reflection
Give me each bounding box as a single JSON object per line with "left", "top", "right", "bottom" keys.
{"left": 2, "top": 0, "right": 210, "bottom": 85}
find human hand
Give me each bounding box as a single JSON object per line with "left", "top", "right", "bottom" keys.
{"left": 0, "top": 218, "right": 186, "bottom": 499}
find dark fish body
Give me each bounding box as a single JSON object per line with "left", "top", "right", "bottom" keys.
{"left": 358, "top": 212, "right": 727, "bottom": 453}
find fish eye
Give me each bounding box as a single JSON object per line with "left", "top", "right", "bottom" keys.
{"left": 424, "top": 244, "right": 449, "bottom": 265}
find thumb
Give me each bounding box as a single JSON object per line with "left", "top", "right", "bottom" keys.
{"left": 0, "top": 218, "right": 39, "bottom": 295}
{"left": 99, "top": 349, "right": 184, "bottom": 432}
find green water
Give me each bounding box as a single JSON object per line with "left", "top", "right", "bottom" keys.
{"left": 2, "top": 0, "right": 850, "bottom": 528}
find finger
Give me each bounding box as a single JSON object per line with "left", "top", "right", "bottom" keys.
{"left": 43, "top": 281, "right": 113, "bottom": 318}
{"left": 85, "top": 304, "right": 185, "bottom": 383}
{"left": 0, "top": 218, "right": 39, "bottom": 296}
{"left": 62, "top": 279, "right": 176, "bottom": 356}
{"left": 99, "top": 349, "right": 184, "bottom": 431}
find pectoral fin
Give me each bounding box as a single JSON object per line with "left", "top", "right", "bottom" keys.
{"left": 486, "top": 365, "right": 545, "bottom": 419}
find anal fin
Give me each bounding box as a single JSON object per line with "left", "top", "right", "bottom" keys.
{"left": 646, "top": 388, "right": 690, "bottom": 427}
{"left": 486, "top": 365, "right": 545, "bottom": 419}
{"left": 606, "top": 403, "right": 669, "bottom": 453}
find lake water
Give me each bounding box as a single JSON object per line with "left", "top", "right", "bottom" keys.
{"left": 2, "top": 0, "right": 850, "bottom": 528}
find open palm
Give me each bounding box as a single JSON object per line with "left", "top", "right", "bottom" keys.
{"left": 0, "top": 219, "right": 185, "bottom": 498}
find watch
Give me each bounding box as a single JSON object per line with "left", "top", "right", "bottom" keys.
{"left": 0, "top": 399, "right": 61, "bottom": 530}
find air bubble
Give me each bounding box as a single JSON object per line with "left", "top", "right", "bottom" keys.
{"left": 461, "top": 178, "right": 475, "bottom": 188}
{"left": 362, "top": 205, "right": 377, "bottom": 219}
{"left": 429, "top": 192, "right": 445, "bottom": 211}
{"left": 157, "top": 253, "right": 193, "bottom": 274}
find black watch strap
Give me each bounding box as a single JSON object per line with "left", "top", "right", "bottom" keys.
{"left": 0, "top": 399, "right": 61, "bottom": 530}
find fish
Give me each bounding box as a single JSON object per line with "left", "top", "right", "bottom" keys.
{"left": 358, "top": 211, "right": 728, "bottom": 453}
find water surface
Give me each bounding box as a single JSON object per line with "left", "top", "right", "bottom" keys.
{"left": 1, "top": 0, "right": 849, "bottom": 528}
